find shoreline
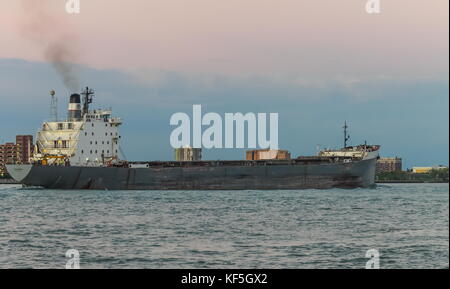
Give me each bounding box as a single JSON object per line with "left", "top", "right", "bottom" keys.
{"left": 375, "top": 180, "right": 449, "bottom": 184}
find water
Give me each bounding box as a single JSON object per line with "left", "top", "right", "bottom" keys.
{"left": 0, "top": 183, "right": 448, "bottom": 269}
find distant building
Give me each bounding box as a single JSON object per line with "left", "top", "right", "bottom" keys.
{"left": 175, "top": 146, "right": 202, "bottom": 161}
{"left": 0, "top": 135, "right": 34, "bottom": 177}
{"left": 0, "top": 143, "right": 19, "bottom": 176}
{"left": 246, "top": 149, "right": 291, "bottom": 161}
{"left": 376, "top": 157, "right": 402, "bottom": 173}
{"left": 412, "top": 166, "right": 448, "bottom": 174}
{"left": 16, "top": 135, "right": 33, "bottom": 164}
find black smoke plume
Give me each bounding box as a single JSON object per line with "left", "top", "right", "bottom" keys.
{"left": 19, "top": 0, "right": 80, "bottom": 92}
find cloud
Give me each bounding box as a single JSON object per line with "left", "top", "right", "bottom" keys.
{"left": 0, "top": 58, "right": 448, "bottom": 168}
{"left": 1, "top": 0, "right": 448, "bottom": 77}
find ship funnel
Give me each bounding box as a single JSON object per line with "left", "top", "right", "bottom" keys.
{"left": 68, "top": 93, "right": 82, "bottom": 121}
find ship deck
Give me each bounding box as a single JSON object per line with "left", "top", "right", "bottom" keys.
{"left": 118, "top": 156, "right": 358, "bottom": 168}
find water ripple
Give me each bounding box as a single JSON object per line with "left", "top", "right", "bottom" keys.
{"left": 0, "top": 183, "right": 448, "bottom": 269}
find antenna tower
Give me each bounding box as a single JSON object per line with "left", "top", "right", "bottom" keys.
{"left": 343, "top": 121, "right": 350, "bottom": 148}
{"left": 50, "top": 90, "right": 58, "bottom": 121}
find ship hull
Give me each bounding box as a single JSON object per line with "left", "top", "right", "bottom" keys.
{"left": 6, "top": 158, "right": 377, "bottom": 190}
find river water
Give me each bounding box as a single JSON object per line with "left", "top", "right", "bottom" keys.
{"left": 0, "top": 183, "right": 448, "bottom": 269}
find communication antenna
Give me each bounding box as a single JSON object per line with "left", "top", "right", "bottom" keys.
{"left": 343, "top": 121, "right": 350, "bottom": 148}
{"left": 50, "top": 90, "right": 58, "bottom": 121}
{"left": 81, "top": 87, "right": 94, "bottom": 115}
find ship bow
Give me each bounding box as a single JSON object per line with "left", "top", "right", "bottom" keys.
{"left": 5, "top": 164, "right": 33, "bottom": 183}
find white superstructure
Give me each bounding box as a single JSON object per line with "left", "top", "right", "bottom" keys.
{"left": 32, "top": 88, "right": 122, "bottom": 166}
{"left": 318, "top": 145, "right": 380, "bottom": 160}
{"left": 318, "top": 122, "right": 380, "bottom": 161}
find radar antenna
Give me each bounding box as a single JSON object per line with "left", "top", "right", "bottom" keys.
{"left": 81, "top": 87, "right": 94, "bottom": 115}
{"left": 343, "top": 121, "right": 350, "bottom": 148}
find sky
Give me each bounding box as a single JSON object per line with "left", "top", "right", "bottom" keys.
{"left": 0, "top": 0, "right": 448, "bottom": 168}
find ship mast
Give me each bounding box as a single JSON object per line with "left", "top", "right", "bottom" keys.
{"left": 343, "top": 121, "right": 350, "bottom": 148}
{"left": 50, "top": 90, "right": 58, "bottom": 121}
{"left": 81, "top": 87, "right": 94, "bottom": 116}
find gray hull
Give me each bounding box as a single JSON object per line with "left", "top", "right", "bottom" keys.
{"left": 6, "top": 158, "right": 377, "bottom": 190}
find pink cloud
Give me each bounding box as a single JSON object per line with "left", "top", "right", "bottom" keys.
{"left": 0, "top": 0, "right": 448, "bottom": 78}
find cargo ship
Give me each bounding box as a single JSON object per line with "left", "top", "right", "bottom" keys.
{"left": 6, "top": 88, "right": 380, "bottom": 190}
